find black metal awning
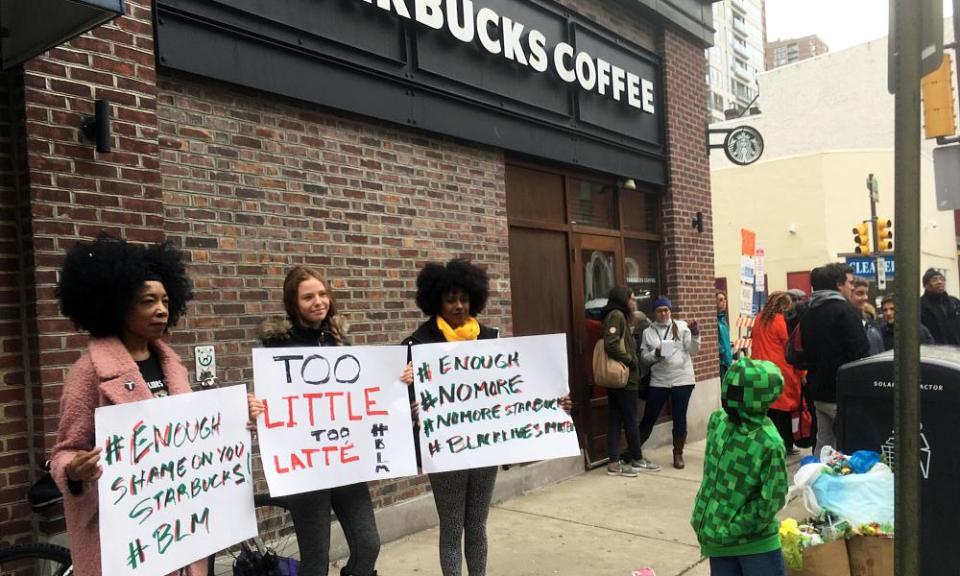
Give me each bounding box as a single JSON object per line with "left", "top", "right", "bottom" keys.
{"left": 0, "top": 0, "right": 125, "bottom": 70}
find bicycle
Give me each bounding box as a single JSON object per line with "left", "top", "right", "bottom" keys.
{"left": 0, "top": 542, "right": 72, "bottom": 576}
{"left": 0, "top": 462, "right": 72, "bottom": 576}
{"left": 1, "top": 457, "right": 297, "bottom": 576}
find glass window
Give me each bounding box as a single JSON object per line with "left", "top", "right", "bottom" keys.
{"left": 569, "top": 179, "right": 618, "bottom": 229}
{"left": 621, "top": 189, "right": 659, "bottom": 234}
{"left": 624, "top": 239, "right": 661, "bottom": 314}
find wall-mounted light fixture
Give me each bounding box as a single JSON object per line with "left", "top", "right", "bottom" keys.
{"left": 81, "top": 99, "right": 111, "bottom": 153}
{"left": 621, "top": 178, "right": 637, "bottom": 190}
{"left": 692, "top": 211, "right": 704, "bottom": 233}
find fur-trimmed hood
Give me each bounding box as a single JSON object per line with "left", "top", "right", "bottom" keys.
{"left": 257, "top": 315, "right": 349, "bottom": 347}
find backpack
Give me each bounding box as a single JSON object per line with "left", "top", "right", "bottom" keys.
{"left": 784, "top": 301, "right": 810, "bottom": 370}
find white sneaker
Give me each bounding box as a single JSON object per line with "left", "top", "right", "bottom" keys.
{"left": 631, "top": 458, "right": 662, "bottom": 472}
{"left": 607, "top": 463, "right": 640, "bottom": 477}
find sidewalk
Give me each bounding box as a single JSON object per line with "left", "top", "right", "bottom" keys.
{"left": 361, "top": 441, "right": 808, "bottom": 576}
{"left": 364, "top": 441, "right": 712, "bottom": 576}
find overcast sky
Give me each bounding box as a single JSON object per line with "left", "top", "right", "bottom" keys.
{"left": 765, "top": 0, "right": 954, "bottom": 52}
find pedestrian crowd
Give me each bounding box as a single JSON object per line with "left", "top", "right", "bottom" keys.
{"left": 46, "top": 232, "right": 960, "bottom": 576}
{"left": 691, "top": 262, "right": 960, "bottom": 575}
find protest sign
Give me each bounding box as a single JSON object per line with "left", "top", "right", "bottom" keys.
{"left": 411, "top": 334, "right": 580, "bottom": 473}
{"left": 252, "top": 345, "right": 416, "bottom": 496}
{"left": 95, "top": 385, "right": 256, "bottom": 576}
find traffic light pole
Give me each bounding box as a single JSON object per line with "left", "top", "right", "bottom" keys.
{"left": 892, "top": 0, "right": 922, "bottom": 574}
{"left": 866, "top": 174, "right": 886, "bottom": 289}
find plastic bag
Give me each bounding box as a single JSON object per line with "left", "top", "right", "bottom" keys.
{"left": 233, "top": 543, "right": 299, "bottom": 576}
{"left": 812, "top": 469, "right": 894, "bottom": 525}
{"left": 792, "top": 462, "right": 828, "bottom": 516}
{"left": 847, "top": 450, "right": 881, "bottom": 474}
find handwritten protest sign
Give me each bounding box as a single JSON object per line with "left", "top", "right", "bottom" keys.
{"left": 95, "top": 385, "right": 256, "bottom": 576}
{"left": 411, "top": 334, "right": 580, "bottom": 473}
{"left": 252, "top": 345, "right": 416, "bottom": 496}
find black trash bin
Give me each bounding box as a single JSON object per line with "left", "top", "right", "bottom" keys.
{"left": 837, "top": 345, "right": 960, "bottom": 576}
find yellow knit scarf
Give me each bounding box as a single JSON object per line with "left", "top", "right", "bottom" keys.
{"left": 436, "top": 316, "right": 480, "bottom": 341}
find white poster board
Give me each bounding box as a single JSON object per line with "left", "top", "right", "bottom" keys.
{"left": 252, "top": 345, "right": 416, "bottom": 496}
{"left": 411, "top": 334, "right": 580, "bottom": 473}
{"left": 95, "top": 385, "right": 256, "bottom": 576}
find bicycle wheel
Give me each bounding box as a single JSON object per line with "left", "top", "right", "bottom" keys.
{"left": 0, "top": 542, "right": 72, "bottom": 576}
{"left": 208, "top": 493, "right": 299, "bottom": 576}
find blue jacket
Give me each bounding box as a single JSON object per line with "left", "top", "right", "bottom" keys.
{"left": 717, "top": 312, "right": 733, "bottom": 369}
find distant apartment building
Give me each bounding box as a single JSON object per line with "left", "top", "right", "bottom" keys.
{"left": 706, "top": 0, "right": 767, "bottom": 123}
{"left": 765, "top": 35, "right": 829, "bottom": 70}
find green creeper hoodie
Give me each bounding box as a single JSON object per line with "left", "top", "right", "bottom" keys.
{"left": 690, "top": 357, "right": 788, "bottom": 557}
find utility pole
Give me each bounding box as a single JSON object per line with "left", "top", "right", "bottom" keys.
{"left": 891, "top": 0, "right": 925, "bottom": 573}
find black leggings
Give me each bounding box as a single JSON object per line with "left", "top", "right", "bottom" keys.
{"left": 607, "top": 387, "right": 641, "bottom": 461}
{"left": 286, "top": 482, "right": 380, "bottom": 576}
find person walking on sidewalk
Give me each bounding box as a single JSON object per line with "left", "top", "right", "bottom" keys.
{"left": 639, "top": 297, "right": 701, "bottom": 469}
{"left": 249, "top": 266, "right": 381, "bottom": 576}
{"left": 749, "top": 292, "right": 804, "bottom": 456}
{"left": 600, "top": 286, "right": 661, "bottom": 476}
{"left": 716, "top": 291, "right": 733, "bottom": 380}
{"left": 691, "top": 357, "right": 789, "bottom": 576}
{"left": 920, "top": 268, "right": 960, "bottom": 345}
{"left": 851, "top": 278, "right": 884, "bottom": 355}
{"left": 799, "top": 263, "right": 869, "bottom": 452}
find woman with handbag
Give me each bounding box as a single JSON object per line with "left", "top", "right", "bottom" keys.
{"left": 750, "top": 292, "right": 805, "bottom": 456}
{"left": 638, "top": 297, "right": 701, "bottom": 469}
{"left": 601, "top": 287, "right": 661, "bottom": 476}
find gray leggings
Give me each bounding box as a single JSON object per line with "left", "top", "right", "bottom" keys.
{"left": 429, "top": 467, "right": 498, "bottom": 576}
{"left": 286, "top": 482, "right": 380, "bottom": 576}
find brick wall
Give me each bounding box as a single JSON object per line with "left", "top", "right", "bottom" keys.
{"left": 157, "top": 72, "right": 512, "bottom": 505}
{"left": 660, "top": 26, "right": 717, "bottom": 379}
{"left": 0, "top": 0, "right": 162, "bottom": 541}
{"left": 0, "top": 68, "right": 35, "bottom": 544}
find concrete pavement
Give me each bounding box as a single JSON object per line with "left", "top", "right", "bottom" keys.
{"left": 349, "top": 440, "right": 808, "bottom": 576}
{"left": 354, "top": 441, "right": 711, "bottom": 576}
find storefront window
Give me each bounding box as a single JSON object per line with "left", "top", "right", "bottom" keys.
{"left": 624, "top": 239, "right": 661, "bottom": 314}
{"left": 621, "top": 189, "right": 660, "bottom": 234}
{"left": 569, "top": 179, "right": 618, "bottom": 229}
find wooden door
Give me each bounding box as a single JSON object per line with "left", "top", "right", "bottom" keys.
{"left": 572, "top": 234, "right": 624, "bottom": 466}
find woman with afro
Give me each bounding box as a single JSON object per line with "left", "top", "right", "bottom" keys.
{"left": 50, "top": 235, "right": 207, "bottom": 576}
{"left": 399, "top": 258, "right": 570, "bottom": 576}
{"left": 247, "top": 266, "right": 381, "bottom": 576}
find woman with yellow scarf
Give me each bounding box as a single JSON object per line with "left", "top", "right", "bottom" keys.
{"left": 401, "top": 259, "right": 500, "bottom": 576}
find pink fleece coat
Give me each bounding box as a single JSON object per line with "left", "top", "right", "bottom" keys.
{"left": 51, "top": 337, "right": 208, "bottom": 576}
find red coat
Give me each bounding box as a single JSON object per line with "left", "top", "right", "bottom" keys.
{"left": 51, "top": 337, "right": 207, "bottom": 576}
{"left": 750, "top": 314, "right": 805, "bottom": 412}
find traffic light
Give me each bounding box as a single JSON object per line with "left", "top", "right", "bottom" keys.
{"left": 853, "top": 222, "right": 871, "bottom": 255}
{"left": 921, "top": 53, "right": 957, "bottom": 139}
{"left": 876, "top": 218, "right": 893, "bottom": 251}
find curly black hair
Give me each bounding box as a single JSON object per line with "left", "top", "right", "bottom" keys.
{"left": 415, "top": 258, "right": 490, "bottom": 317}
{"left": 56, "top": 235, "right": 194, "bottom": 338}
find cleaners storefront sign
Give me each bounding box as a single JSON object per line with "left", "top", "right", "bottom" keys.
{"left": 358, "top": 0, "right": 657, "bottom": 114}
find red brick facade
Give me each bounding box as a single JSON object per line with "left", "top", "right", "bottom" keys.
{"left": 660, "top": 27, "right": 717, "bottom": 379}
{"left": 0, "top": 0, "right": 715, "bottom": 545}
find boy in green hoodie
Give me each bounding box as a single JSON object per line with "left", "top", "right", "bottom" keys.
{"left": 690, "top": 357, "right": 789, "bottom": 575}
